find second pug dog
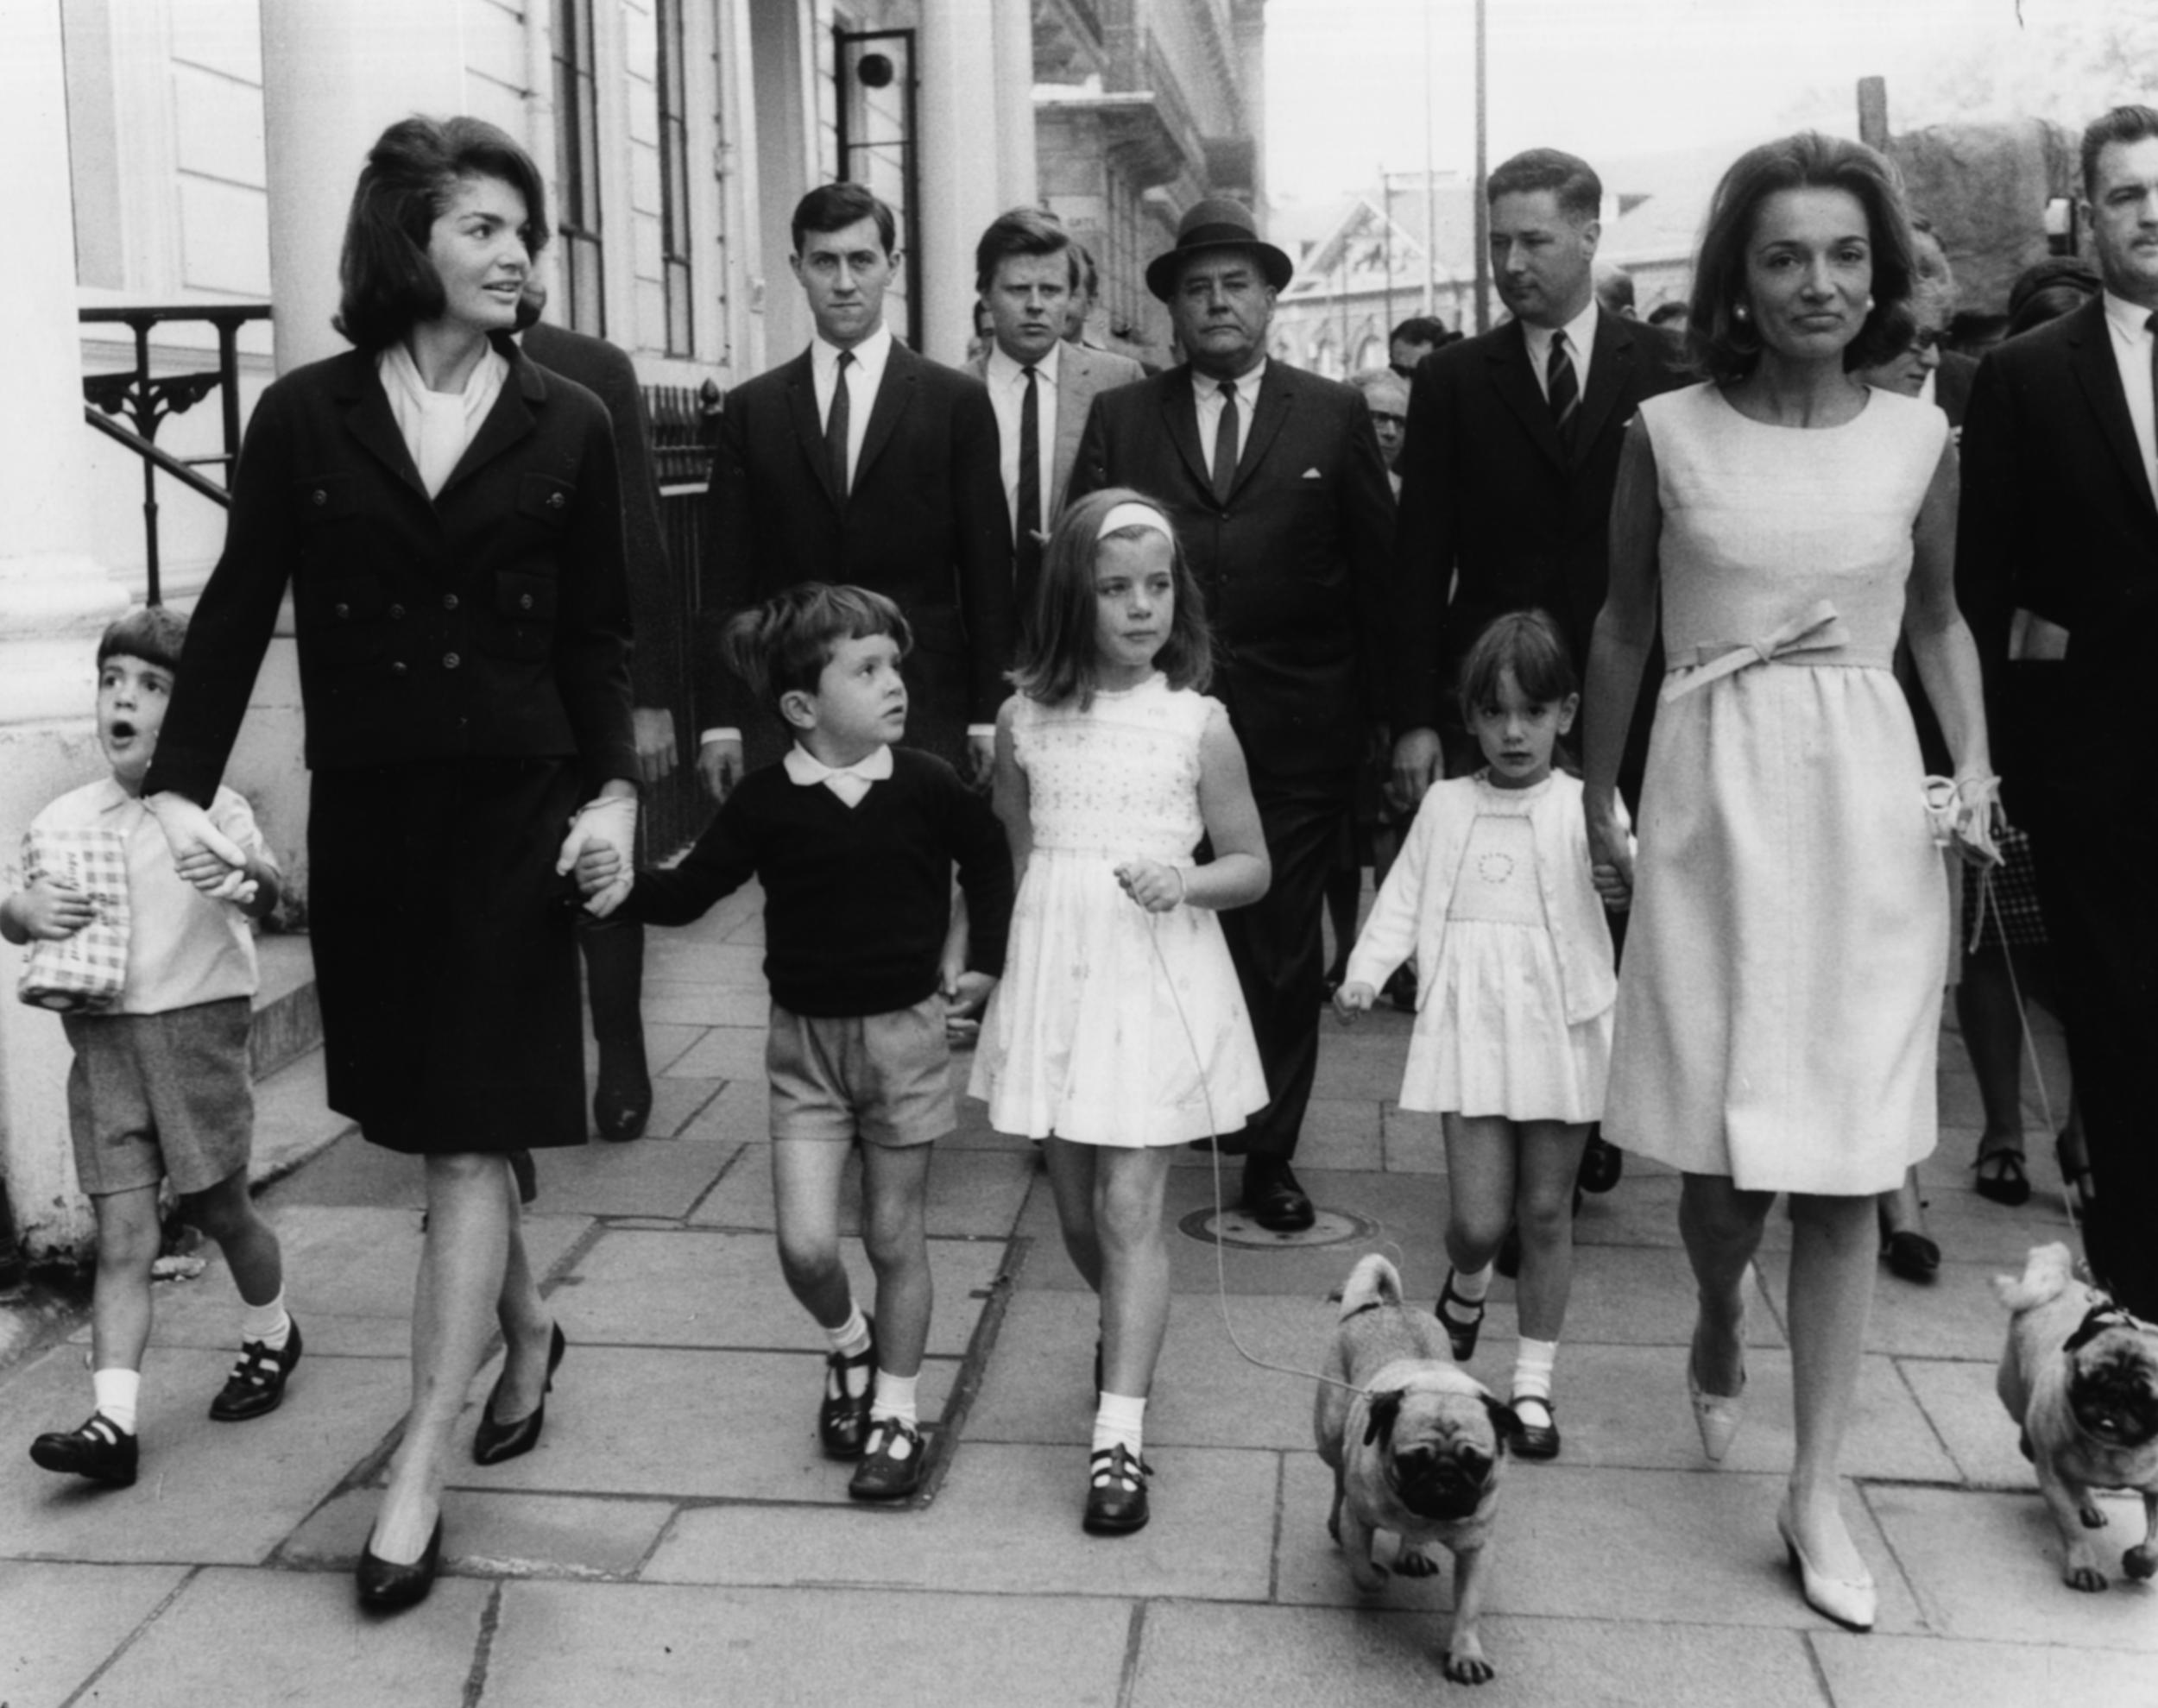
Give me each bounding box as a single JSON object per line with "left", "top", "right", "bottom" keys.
{"left": 1995, "top": 1241, "right": 2158, "bottom": 1592}
{"left": 1316, "top": 1253, "right": 1524, "bottom": 1685}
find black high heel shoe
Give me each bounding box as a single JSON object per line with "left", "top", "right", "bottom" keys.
{"left": 473, "top": 1321, "right": 566, "bottom": 1466}
{"left": 357, "top": 1516, "right": 443, "bottom": 1611}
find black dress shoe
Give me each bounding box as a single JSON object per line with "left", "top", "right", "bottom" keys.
{"left": 1188, "top": 1133, "right": 1250, "bottom": 1156}
{"left": 1243, "top": 1159, "right": 1316, "bottom": 1232}
{"left": 473, "top": 1321, "right": 567, "bottom": 1465}
{"left": 29, "top": 1412, "right": 137, "bottom": 1486}
{"left": 357, "top": 1516, "right": 444, "bottom": 1611}
{"left": 1511, "top": 1396, "right": 1561, "bottom": 1459}
{"left": 1882, "top": 1230, "right": 1941, "bottom": 1283}
{"left": 593, "top": 1042, "right": 653, "bottom": 1142}
{"left": 1577, "top": 1132, "right": 1624, "bottom": 1194}
{"left": 848, "top": 1418, "right": 926, "bottom": 1501}
{"left": 1082, "top": 1443, "right": 1152, "bottom": 1535}
{"left": 210, "top": 1319, "right": 303, "bottom": 1421}
{"left": 819, "top": 1318, "right": 877, "bottom": 1459}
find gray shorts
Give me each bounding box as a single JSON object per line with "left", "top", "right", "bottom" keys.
{"left": 767, "top": 996, "right": 953, "bottom": 1148}
{"left": 62, "top": 998, "right": 254, "bottom": 1197}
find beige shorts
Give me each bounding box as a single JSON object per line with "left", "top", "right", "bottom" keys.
{"left": 767, "top": 995, "right": 953, "bottom": 1148}
{"left": 62, "top": 998, "right": 254, "bottom": 1197}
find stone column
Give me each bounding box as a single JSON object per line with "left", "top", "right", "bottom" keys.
{"left": 992, "top": 0, "right": 1039, "bottom": 212}
{"left": 0, "top": 4, "right": 136, "bottom": 1255}
{"left": 916, "top": 0, "right": 1004, "bottom": 364}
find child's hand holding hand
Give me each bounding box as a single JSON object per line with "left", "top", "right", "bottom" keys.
{"left": 1591, "top": 860, "right": 1631, "bottom": 911}
{"left": 146, "top": 791, "right": 254, "bottom": 900}
{"left": 573, "top": 838, "right": 628, "bottom": 911}
{"left": 943, "top": 969, "right": 995, "bottom": 1018}
{"left": 9, "top": 879, "right": 94, "bottom": 941}
{"left": 1114, "top": 859, "right": 1185, "bottom": 913}
{"left": 1332, "top": 980, "right": 1376, "bottom": 1023}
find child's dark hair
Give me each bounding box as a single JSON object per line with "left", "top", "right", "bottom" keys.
{"left": 97, "top": 606, "right": 189, "bottom": 676}
{"left": 1457, "top": 608, "right": 1579, "bottom": 722}
{"left": 720, "top": 583, "right": 912, "bottom": 714}
{"left": 1013, "top": 487, "right": 1212, "bottom": 709}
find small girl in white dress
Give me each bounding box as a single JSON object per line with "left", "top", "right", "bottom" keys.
{"left": 1335, "top": 610, "right": 1621, "bottom": 1460}
{"left": 970, "top": 488, "right": 1271, "bottom": 1536}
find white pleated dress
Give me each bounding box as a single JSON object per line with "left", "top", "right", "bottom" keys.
{"left": 969, "top": 676, "right": 1269, "bottom": 1147}
{"left": 1606, "top": 383, "right": 1949, "bottom": 1195}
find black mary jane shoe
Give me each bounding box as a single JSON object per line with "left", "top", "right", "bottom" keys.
{"left": 1082, "top": 1443, "right": 1153, "bottom": 1535}
{"left": 357, "top": 1516, "right": 444, "bottom": 1612}
{"left": 473, "top": 1322, "right": 567, "bottom": 1466}
{"left": 210, "top": 1319, "right": 304, "bottom": 1421}
{"left": 1434, "top": 1270, "right": 1487, "bottom": 1363}
{"left": 819, "top": 1319, "right": 878, "bottom": 1459}
{"left": 1882, "top": 1230, "right": 1941, "bottom": 1283}
{"left": 29, "top": 1412, "right": 138, "bottom": 1487}
{"left": 1577, "top": 1132, "right": 1625, "bottom": 1194}
{"left": 1510, "top": 1395, "right": 1561, "bottom": 1459}
{"left": 1973, "top": 1148, "right": 2030, "bottom": 1207}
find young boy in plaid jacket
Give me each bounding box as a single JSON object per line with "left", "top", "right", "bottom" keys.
{"left": 2, "top": 608, "right": 297, "bottom": 1488}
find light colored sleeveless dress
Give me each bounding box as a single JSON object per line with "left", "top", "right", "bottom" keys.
{"left": 1606, "top": 383, "right": 1949, "bottom": 1195}
{"left": 969, "top": 674, "right": 1268, "bottom": 1147}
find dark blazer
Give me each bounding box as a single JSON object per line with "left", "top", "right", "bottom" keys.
{"left": 1391, "top": 313, "right": 1691, "bottom": 734}
{"left": 1067, "top": 361, "right": 1397, "bottom": 777}
{"left": 150, "top": 342, "right": 638, "bottom": 802}
{"left": 1934, "top": 348, "right": 1977, "bottom": 431}
{"left": 696, "top": 340, "right": 1014, "bottom": 760}
{"left": 522, "top": 320, "right": 678, "bottom": 717}
{"left": 1957, "top": 296, "right": 2158, "bottom": 799}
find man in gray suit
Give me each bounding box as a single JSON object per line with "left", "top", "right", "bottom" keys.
{"left": 968, "top": 209, "right": 1144, "bottom": 622}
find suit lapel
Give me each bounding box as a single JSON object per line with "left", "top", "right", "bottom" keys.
{"left": 1486, "top": 321, "right": 1569, "bottom": 470}
{"left": 337, "top": 353, "right": 431, "bottom": 503}
{"left": 853, "top": 342, "right": 918, "bottom": 492}
{"left": 2066, "top": 299, "right": 2158, "bottom": 523}
{"left": 1052, "top": 346, "right": 1095, "bottom": 514}
{"left": 1570, "top": 313, "right": 1634, "bottom": 467}
{"left": 438, "top": 349, "right": 540, "bottom": 501}
{"left": 1163, "top": 369, "right": 1215, "bottom": 501}
{"left": 1229, "top": 364, "right": 1293, "bottom": 498}
{"left": 782, "top": 350, "right": 839, "bottom": 507}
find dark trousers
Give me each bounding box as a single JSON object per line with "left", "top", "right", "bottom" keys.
{"left": 578, "top": 912, "right": 647, "bottom": 1050}
{"left": 1220, "top": 766, "right": 1355, "bottom": 1163}
{"left": 2029, "top": 785, "right": 2158, "bottom": 1319}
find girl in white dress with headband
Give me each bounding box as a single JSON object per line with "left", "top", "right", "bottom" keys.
{"left": 971, "top": 488, "right": 1271, "bottom": 1537}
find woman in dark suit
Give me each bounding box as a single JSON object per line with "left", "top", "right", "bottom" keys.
{"left": 144, "top": 117, "right": 637, "bottom": 1609}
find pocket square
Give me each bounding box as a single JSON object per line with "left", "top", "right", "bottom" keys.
{"left": 1302, "top": 467, "right": 1323, "bottom": 479}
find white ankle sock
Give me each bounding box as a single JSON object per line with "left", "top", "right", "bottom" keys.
{"left": 1092, "top": 1390, "right": 1146, "bottom": 1458}
{"left": 1451, "top": 1263, "right": 1494, "bottom": 1304}
{"left": 91, "top": 1367, "right": 140, "bottom": 1435}
{"left": 1512, "top": 1337, "right": 1558, "bottom": 1407}
{"left": 869, "top": 1369, "right": 919, "bottom": 1428}
{"left": 240, "top": 1289, "right": 291, "bottom": 1350}
{"left": 825, "top": 1304, "right": 873, "bottom": 1397}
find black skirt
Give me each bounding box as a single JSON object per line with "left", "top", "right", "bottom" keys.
{"left": 309, "top": 759, "right": 586, "bottom": 1153}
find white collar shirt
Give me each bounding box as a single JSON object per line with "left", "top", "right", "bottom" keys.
{"left": 986, "top": 340, "right": 1061, "bottom": 542}
{"left": 1193, "top": 358, "right": 1266, "bottom": 468}
{"left": 377, "top": 340, "right": 510, "bottom": 499}
{"left": 2100, "top": 290, "right": 2158, "bottom": 506}
{"left": 1521, "top": 299, "right": 1599, "bottom": 404}
{"left": 811, "top": 322, "right": 894, "bottom": 491}
{"left": 782, "top": 741, "right": 893, "bottom": 809}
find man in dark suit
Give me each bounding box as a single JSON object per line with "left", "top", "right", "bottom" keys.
{"left": 696, "top": 183, "right": 1013, "bottom": 795}
{"left": 1957, "top": 105, "right": 2158, "bottom": 1320}
{"left": 1070, "top": 199, "right": 1396, "bottom": 1231}
{"left": 523, "top": 313, "right": 676, "bottom": 1141}
{"left": 1390, "top": 148, "right": 1689, "bottom": 1202}
{"left": 966, "top": 208, "right": 1144, "bottom": 622}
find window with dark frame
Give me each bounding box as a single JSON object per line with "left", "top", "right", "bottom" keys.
{"left": 552, "top": 0, "right": 605, "bottom": 333}
{"left": 656, "top": 0, "right": 693, "bottom": 354}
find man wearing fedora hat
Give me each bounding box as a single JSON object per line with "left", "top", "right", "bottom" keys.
{"left": 1070, "top": 197, "right": 1396, "bottom": 1232}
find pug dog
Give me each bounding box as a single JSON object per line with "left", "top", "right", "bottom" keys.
{"left": 1316, "top": 1253, "right": 1523, "bottom": 1685}
{"left": 1994, "top": 1242, "right": 2158, "bottom": 1591}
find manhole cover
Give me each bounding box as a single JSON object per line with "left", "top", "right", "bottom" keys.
{"left": 1177, "top": 1205, "right": 1374, "bottom": 1249}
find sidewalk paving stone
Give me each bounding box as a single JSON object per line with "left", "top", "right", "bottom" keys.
{"left": 285, "top": 1484, "right": 676, "bottom": 1578}
{"left": 1754, "top": 1251, "right": 2011, "bottom": 1361}
{"left": 84, "top": 1566, "right": 491, "bottom": 1708}
{"left": 688, "top": 1140, "right": 1039, "bottom": 1236}
{"left": 641, "top": 1440, "right": 1279, "bottom": 1600}
{"left": 521, "top": 1138, "right": 736, "bottom": 1219}
{"left": 0, "top": 1346, "right": 407, "bottom": 1564}
{"left": 1895, "top": 1355, "right": 2033, "bottom": 1488}
{"left": 483, "top": 1581, "right": 1132, "bottom": 1707}
{"left": 1810, "top": 1630, "right": 2158, "bottom": 1708}
{"left": 1865, "top": 1484, "right": 2158, "bottom": 1647}
{"left": 0, "top": 1559, "right": 188, "bottom": 1708}
{"left": 1127, "top": 1603, "right": 1832, "bottom": 1708}
{"left": 657, "top": 1024, "right": 768, "bottom": 1079}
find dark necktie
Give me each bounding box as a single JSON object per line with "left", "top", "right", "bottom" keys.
{"left": 1016, "top": 364, "right": 1042, "bottom": 608}
{"left": 1211, "top": 379, "right": 1240, "bottom": 503}
{"left": 826, "top": 350, "right": 853, "bottom": 501}
{"left": 1547, "top": 330, "right": 1580, "bottom": 451}
{"left": 2147, "top": 312, "right": 2158, "bottom": 486}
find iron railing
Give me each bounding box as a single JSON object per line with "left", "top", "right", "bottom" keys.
{"left": 641, "top": 377, "right": 723, "bottom": 858}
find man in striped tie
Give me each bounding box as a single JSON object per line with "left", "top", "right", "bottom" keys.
{"left": 1390, "top": 148, "right": 1691, "bottom": 1210}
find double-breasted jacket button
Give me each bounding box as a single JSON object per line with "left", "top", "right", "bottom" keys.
{"left": 389, "top": 661, "right": 408, "bottom": 677}
{"left": 546, "top": 490, "right": 566, "bottom": 510}
{"left": 389, "top": 603, "right": 406, "bottom": 621}
{"left": 518, "top": 592, "right": 534, "bottom": 611}
{"left": 333, "top": 602, "right": 350, "bottom": 620}
{"left": 310, "top": 488, "right": 327, "bottom": 506}
{"left": 443, "top": 652, "right": 462, "bottom": 670}
{"left": 443, "top": 592, "right": 460, "bottom": 611}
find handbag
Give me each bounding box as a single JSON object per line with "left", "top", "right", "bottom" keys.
{"left": 16, "top": 825, "right": 131, "bottom": 1012}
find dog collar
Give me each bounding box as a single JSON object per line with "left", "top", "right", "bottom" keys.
{"left": 2063, "top": 1297, "right": 2155, "bottom": 1354}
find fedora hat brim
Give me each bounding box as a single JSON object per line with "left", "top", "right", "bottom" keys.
{"left": 1145, "top": 233, "right": 1295, "bottom": 301}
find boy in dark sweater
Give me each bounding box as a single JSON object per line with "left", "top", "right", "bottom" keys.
{"left": 576, "top": 584, "right": 1010, "bottom": 1501}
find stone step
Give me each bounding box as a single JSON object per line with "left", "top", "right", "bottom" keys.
{"left": 249, "top": 934, "right": 319, "bottom": 1081}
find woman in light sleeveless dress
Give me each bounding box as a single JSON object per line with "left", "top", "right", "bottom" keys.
{"left": 1582, "top": 134, "right": 1997, "bottom": 1633}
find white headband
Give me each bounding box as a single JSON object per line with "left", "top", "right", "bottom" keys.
{"left": 1096, "top": 501, "right": 1175, "bottom": 543}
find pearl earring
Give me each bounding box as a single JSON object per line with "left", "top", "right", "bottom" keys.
{"left": 1734, "top": 303, "right": 1750, "bottom": 322}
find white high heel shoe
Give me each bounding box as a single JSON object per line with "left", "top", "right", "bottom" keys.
{"left": 1686, "top": 1305, "right": 1747, "bottom": 1462}
{"left": 1776, "top": 1497, "right": 1876, "bottom": 1632}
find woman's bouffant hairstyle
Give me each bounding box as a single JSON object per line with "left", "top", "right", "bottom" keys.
{"left": 98, "top": 605, "right": 190, "bottom": 676}
{"left": 1013, "top": 487, "right": 1212, "bottom": 709}
{"left": 1457, "top": 608, "right": 1579, "bottom": 725}
{"left": 720, "top": 583, "right": 912, "bottom": 717}
{"left": 335, "top": 116, "right": 549, "bottom": 351}
{"left": 1687, "top": 132, "right": 1916, "bottom": 384}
